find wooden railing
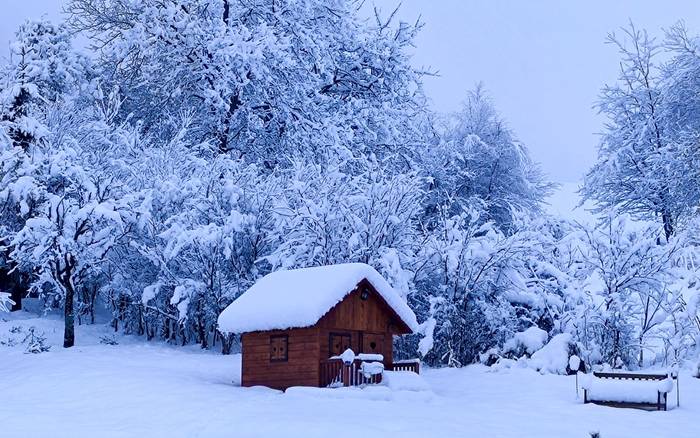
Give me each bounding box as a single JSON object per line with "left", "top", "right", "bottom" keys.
{"left": 390, "top": 359, "right": 420, "bottom": 374}
{"left": 319, "top": 358, "right": 383, "bottom": 387}
{"left": 320, "top": 358, "right": 345, "bottom": 387}
{"left": 319, "top": 358, "right": 420, "bottom": 388}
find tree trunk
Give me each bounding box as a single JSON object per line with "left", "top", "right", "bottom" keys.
{"left": 63, "top": 280, "right": 75, "bottom": 348}
{"left": 89, "top": 285, "right": 96, "bottom": 324}
{"left": 221, "top": 332, "right": 234, "bottom": 355}
{"left": 661, "top": 209, "right": 674, "bottom": 240}
{"left": 638, "top": 334, "right": 644, "bottom": 368}
{"left": 223, "top": 0, "right": 230, "bottom": 25}
{"left": 217, "top": 93, "right": 242, "bottom": 154}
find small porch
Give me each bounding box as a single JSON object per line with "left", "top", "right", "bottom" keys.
{"left": 320, "top": 354, "right": 420, "bottom": 388}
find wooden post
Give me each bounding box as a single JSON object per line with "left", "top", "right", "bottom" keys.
{"left": 342, "top": 363, "right": 350, "bottom": 387}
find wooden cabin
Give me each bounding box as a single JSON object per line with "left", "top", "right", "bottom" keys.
{"left": 217, "top": 263, "right": 419, "bottom": 390}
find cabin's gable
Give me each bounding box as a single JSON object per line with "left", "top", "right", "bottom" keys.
{"left": 315, "top": 280, "right": 408, "bottom": 367}
{"left": 317, "top": 279, "right": 410, "bottom": 334}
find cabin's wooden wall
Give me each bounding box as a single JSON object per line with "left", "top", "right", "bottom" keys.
{"left": 241, "top": 327, "right": 320, "bottom": 390}
{"left": 317, "top": 283, "right": 396, "bottom": 367}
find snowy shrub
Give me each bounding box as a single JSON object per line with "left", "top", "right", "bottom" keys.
{"left": 99, "top": 335, "right": 119, "bottom": 346}
{"left": 22, "top": 327, "right": 50, "bottom": 354}
{"left": 503, "top": 327, "right": 548, "bottom": 357}
{"left": 478, "top": 348, "right": 501, "bottom": 367}
{"left": 529, "top": 333, "right": 574, "bottom": 375}
{"left": 0, "top": 337, "right": 19, "bottom": 347}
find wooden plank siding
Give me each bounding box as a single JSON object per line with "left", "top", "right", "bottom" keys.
{"left": 317, "top": 281, "right": 398, "bottom": 368}
{"left": 241, "top": 327, "right": 320, "bottom": 389}
{"left": 317, "top": 280, "right": 411, "bottom": 334}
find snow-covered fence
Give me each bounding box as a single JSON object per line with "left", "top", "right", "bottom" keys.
{"left": 581, "top": 372, "right": 677, "bottom": 411}
{"left": 320, "top": 358, "right": 384, "bottom": 387}
{"left": 391, "top": 358, "right": 421, "bottom": 374}
{"left": 320, "top": 353, "right": 419, "bottom": 388}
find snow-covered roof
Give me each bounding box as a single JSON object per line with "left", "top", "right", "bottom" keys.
{"left": 217, "top": 263, "right": 418, "bottom": 334}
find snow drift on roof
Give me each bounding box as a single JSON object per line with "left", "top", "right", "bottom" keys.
{"left": 217, "top": 263, "right": 418, "bottom": 334}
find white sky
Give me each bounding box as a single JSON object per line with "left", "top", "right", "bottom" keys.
{"left": 2, "top": 0, "right": 699, "bottom": 184}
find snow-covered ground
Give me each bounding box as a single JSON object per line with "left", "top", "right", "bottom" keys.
{"left": 2, "top": 313, "right": 698, "bottom": 438}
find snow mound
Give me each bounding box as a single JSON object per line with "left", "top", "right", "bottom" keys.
{"left": 357, "top": 353, "right": 384, "bottom": 362}
{"left": 284, "top": 385, "right": 393, "bottom": 401}
{"left": 382, "top": 371, "right": 432, "bottom": 392}
{"left": 569, "top": 355, "right": 581, "bottom": 372}
{"left": 529, "top": 333, "right": 572, "bottom": 374}
{"left": 493, "top": 333, "right": 573, "bottom": 375}
{"left": 218, "top": 263, "right": 418, "bottom": 333}
{"left": 504, "top": 326, "right": 548, "bottom": 355}
{"left": 361, "top": 361, "right": 384, "bottom": 377}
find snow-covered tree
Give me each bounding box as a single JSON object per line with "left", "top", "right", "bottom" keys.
{"left": 574, "top": 214, "right": 680, "bottom": 367}
{"left": 267, "top": 161, "right": 422, "bottom": 296}
{"left": 0, "top": 20, "right": 95, "bottom": 343}
{"left": 0, "top": 20, "right": 90, "bottom": 150}
{"left": 427, "top": 86, "right": 552, "bottom": 232}
{"left": 10, "top": 4, "right": 700, "bottom": 374}
{"left": 66, "top": 0, "right": 428, "bottom": 172}
{"left": 8, "top": 137, "right": 144, "bottom": 347}
{"left": 583, "top": 24, "right": 693, "bottom": 239}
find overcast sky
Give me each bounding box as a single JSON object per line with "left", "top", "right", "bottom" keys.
{"left": 2, "top": 1, "right": 699, "bottom": 184}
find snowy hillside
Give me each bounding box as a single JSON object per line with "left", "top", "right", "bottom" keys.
{"left": 2, "top": 314, "right": 699, "bottom": 438}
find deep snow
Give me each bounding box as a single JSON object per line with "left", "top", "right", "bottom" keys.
{"left": 1, "top": 313, "right": 699, "bottom": 438}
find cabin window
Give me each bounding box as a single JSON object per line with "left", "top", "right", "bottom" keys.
{"left": 270, "top": 335, "right": 288, "bottom": 362}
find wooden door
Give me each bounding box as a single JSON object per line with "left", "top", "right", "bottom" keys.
{"left": 329, "top": 333, "right": 352, "bottom": 357}
{"left": 361, "top": 332, "right": 385, "bottom": 357}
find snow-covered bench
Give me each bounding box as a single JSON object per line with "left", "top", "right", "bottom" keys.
{"left": 581, "top": 372, "right": 675, "bottom": 411}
